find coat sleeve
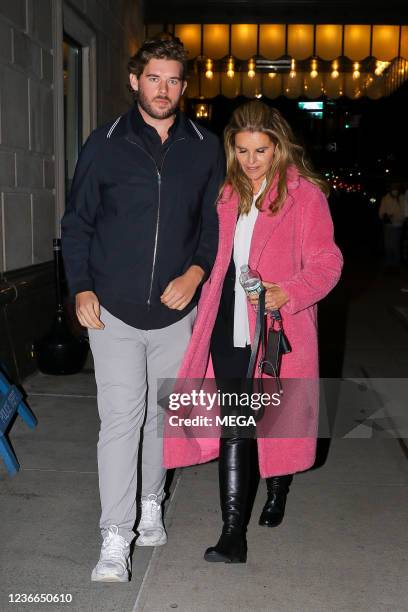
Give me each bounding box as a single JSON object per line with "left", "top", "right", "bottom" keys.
{"left": 60, "top": 131, "right": 101, "bottom": 297}
{"left": 277, "top": 187, "right": 343, "bottom": 315}
{"left": 190, "top": 141, "right": 224, "bottom": 280}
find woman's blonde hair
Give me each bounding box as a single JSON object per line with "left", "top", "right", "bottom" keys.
{"left": 223, "top": 101, "right": 328, "bottom": 215}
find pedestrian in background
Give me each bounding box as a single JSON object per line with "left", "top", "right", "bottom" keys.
{"left": 379, "top": 183, "right": 405, "bottom": 267}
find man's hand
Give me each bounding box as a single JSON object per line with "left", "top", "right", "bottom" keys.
{"left": 161, "top": 265, "right": 205, "bottom": 310}
{"left": 248, "top": 281, "right": 289, "bottom": 311}
{"left": 75, "top": 291, "right": 105, "bottom": 329}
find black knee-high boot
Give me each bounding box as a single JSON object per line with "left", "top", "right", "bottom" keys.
{"left": 204, "top": 437, "right": 251, "bottom": 563}
{"left": 258, "top": 475, "right": 293, "bottom": 527}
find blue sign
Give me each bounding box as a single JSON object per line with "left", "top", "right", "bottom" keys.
{"left": 0, "top": 370, "right": 37, "bottom": 476}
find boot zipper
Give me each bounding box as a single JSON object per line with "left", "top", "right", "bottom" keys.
{"left": 125, "top": 136, "right": 185, "bottom": 307}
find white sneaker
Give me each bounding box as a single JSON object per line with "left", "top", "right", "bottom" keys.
{"left": 136, "top": 494, "right": 167, "bottom": 547}
{"left": 91, "top": 525, "right": 131, "bottom": 582}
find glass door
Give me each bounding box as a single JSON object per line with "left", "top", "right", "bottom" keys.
{"left": 63, "top": 35, "right": 82, "bottom": 196}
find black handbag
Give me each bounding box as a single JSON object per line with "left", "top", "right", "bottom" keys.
{"left": 246, "top": 288, "right": 291, "bottom": 395}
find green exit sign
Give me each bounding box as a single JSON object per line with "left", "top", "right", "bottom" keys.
{"left": 298, "top": 101, "right": 324, "bottom": 111}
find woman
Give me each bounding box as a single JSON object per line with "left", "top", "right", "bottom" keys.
{"left": 163, "top": 101, "right": 343, "bottom": 563}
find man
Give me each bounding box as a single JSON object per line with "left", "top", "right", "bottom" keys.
{"left": 61, "top": 36, "right": 223, "bottom": 582}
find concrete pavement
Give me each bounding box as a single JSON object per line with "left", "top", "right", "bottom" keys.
{"left": 0, "top": 260, "right": 407, "bottom": 612}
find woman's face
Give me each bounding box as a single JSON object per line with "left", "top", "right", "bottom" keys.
{"left": 234, "top": 130, "right": 275, "bottom": 189}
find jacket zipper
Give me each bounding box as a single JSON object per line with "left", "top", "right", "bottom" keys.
{"left": 125, "top": 135, "right": 185, "bottom": 307}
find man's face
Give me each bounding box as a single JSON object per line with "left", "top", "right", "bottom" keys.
{"left": 129, "top": 58, "right": 187, "bottom": 120}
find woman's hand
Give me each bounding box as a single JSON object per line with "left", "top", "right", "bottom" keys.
{"left": 247, "top": 281, "right": 289, "bottom": 311}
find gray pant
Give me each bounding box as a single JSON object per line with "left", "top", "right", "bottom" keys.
{"left": 89, "top": 306, "right": 196, "bottom": 542}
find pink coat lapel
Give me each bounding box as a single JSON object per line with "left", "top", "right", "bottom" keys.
{"left": 215, "top": 188, "right": 239, "bottom": 273}
{"left": 249, "top": 168, "right": 300, "bottom": 270}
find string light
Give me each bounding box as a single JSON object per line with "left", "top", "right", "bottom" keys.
{"left": 248, "top": 58, "right": 256, "bottom": 79}
{"left": 226, "top": 56, "right": 234, "bottom": 79}
{"left": 310, "top": 59, "right": 318, "bottom": 79}
{"left": 205, "top": 58, "right": 213, "bottom": 79}
{"left": 289, "top": 58, "right": 296, "bottom": 78}
{"left": 352, "top": 62, "right": 360, "bottom": 80}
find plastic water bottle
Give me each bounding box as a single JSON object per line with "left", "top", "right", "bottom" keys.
{"left": 239, "top": 265, "right": 281, "bottom": 321}
{"left": 239, "top": 265, "right": 263, "bottom": 296}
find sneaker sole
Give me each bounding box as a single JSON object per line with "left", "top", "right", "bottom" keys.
{"left": 136, "top": 534, "right": 167, "bottom": 547}
{"left": 91, "top": 569, "right": 130, "bottom": 583}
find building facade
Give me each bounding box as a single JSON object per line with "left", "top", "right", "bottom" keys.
{"left": 0, "top": 0, "right": 143, "bottom": 380}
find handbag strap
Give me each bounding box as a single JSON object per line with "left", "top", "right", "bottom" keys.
{"left": 246, "top": 289, "right": 266, "bottom": 380}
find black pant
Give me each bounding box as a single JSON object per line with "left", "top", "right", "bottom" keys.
{"left": 210, "top": 255, "right": 250, "bottom": 380}
{"left": 210, "top": 258, "right": 254, "bottom": 437}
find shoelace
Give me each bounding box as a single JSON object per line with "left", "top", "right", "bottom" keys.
{"left": 101, "top": 526, "right": 128, "bottom": 563}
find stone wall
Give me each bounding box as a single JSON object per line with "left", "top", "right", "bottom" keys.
{"left": 0, "top": 0, "right": 55, "bottom": 271}
{"left": 0, "top": 0, "right": 144, "bottom": 272}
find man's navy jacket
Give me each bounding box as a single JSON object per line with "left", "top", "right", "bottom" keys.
{"left": 61, "top": 106, "right": 224, "bottom": 330}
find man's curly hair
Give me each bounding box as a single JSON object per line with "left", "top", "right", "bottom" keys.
{"left": 128, "top": 34, "right": 189, "bottom": 81}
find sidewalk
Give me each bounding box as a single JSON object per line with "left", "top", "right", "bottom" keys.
{"left": 0, "top": 372, "right": 154, "bottom": 612}
{"left": 135, "top": 439, "right": 407, "bottom": 612}
{"left": 0, "top": 259, "right": 407, "bottom": 612}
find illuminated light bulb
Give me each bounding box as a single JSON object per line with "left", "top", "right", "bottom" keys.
{"left": 227, "top": 57, "right": 234, "bottom": 79}
{"left": 205, "top": 58, "right": 213, "bottom": 79}
{"left": 268, "top": 71, "right": 276, "bottom": 79}
{"left": 331, "top": 60, "right": 339, "bottom": 79}
{"left": 310, "top": 59, "right": 318, "bottom": 78}
{"left": 353, "top": 62, "right": 360, "bottom": 80}
{"left": 375, "top": 60, "right": 390, "bottom": 76}
{"left": 289, "top": 58, "right": 296, "bottom": 78}
{"left": 255, "top": 93, "right": 262, "bottom": 98}
{"left": 248, "top": 58, "right": 256, "bottom": 79}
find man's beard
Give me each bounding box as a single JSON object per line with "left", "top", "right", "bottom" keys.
{"left": 137, "top": 88, "right": 178, "bottom": 120}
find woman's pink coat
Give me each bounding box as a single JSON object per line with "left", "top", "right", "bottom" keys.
{"left": 163, "top": 168, "right": 343, "bottom": 477}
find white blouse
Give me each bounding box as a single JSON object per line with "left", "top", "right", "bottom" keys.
{"left": 233, "top": 179, "right": 266, "bottom": 348}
